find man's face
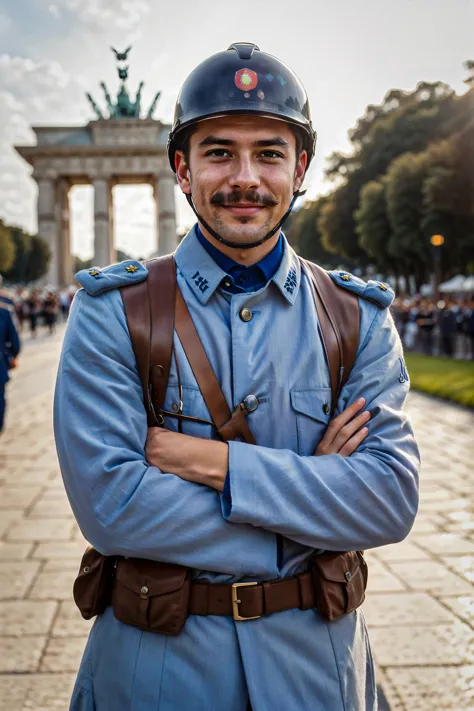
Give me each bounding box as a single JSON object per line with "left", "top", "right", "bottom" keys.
{"left": 175, "top": 115, "right": 307, "bottom": 246}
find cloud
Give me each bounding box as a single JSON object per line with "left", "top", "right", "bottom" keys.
{"left": 0, "top": 54, "right": 89, "bottom": 233}
{"left": 55, "top": 0, "right": 151, "bottom": 40}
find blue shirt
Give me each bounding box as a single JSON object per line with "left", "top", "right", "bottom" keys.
{"left": 196, "top": 225, "right": 284, "bottom": 294}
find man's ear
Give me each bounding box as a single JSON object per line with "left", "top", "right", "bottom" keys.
{"left": 294, "top": 150, "right": 308, "bottom": 192}
{"left": 175, "top": 151, "right": 191, "bottom": 195}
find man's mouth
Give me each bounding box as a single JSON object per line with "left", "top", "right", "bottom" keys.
{"left": 219, "top": 204, "right": 266, "bottom": 216}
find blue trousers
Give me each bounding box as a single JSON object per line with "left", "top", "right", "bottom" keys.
{"left": 0, "top": 383, "right": 5, "bottom": 432}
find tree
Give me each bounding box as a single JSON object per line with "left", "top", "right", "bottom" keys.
{"left": 285, "top": 198, "right": 341, "bottom": 268}
{"left": 355, "top": 180, "right": 393, "bottom": 273}
{"left": 3, "top": 227, "right": 32, "bottom": 283}
{"left": 0, "top": 219, "right": 16, "bottom": 273}
{"left": 24, "top": 235, "right": 51, "bottom": 283}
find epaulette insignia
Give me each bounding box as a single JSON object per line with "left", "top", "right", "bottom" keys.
{"left": 328, "top": 270, "right": 394, "bottom": 308}
{"left": 76, "top": 259, "right": 148, "bottom": 296}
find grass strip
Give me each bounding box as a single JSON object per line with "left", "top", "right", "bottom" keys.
{"left": 405, "top": 353, "right": 474, "bottom": 409}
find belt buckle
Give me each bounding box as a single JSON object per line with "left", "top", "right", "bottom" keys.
{"left": 232, "top": 582, "right": 260, "bottom": 621}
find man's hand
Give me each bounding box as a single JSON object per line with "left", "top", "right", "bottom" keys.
{"left": 315, "top": 397, "right": 370, "bottom": 457}
{"left": 145, "top": 427, "right": 228, "bottom": 492}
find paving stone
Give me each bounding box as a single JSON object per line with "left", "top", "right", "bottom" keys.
{"left": 420, "top": 497, "right": 471, "bottom": 513}
{"left": 415, "top": 533, "right": 474, "bottom": 556}
{"left": 0, "top": 561, "right": 41, "bottom": 600}
{"left": 7, "top": 518, "right": 75, "bottom": 542}
{"left": 28, "top": 496, "right": 73, "bottom": 518}
{"left": 32, "top": 540, "right": 90, "bottom": 559}
{"left": 370, "top": 620, "right": 474, "bottom": 666}
{"left": 384, "top": 665, "right": 474, "bottom": 710}
{"left": 0, "top": 635, "right": 47, "bottom": 672}
{"left": 362, "top": 592, "right": 456, "bottom": 627}
{"left": 0, "top": 600, "right": 57, "bottom": 635}
{"left": 387, "top": 559, "right": 474, "bottom": 596}
{"left": 0, "top": 673, "right": 76, "bottom": 711}
{"left": 442, "top": 555, "right": 474, "bottom": 584}
{"left": 42, "top": 558, "right": 81, "bottom": 572}
{"left": 40, "top": 635, "right": 88, "bottom": 672}
{"left": 374, "top": 540, "right": 432, "bottom": 562}
{"left": 51, "top": 599, "right": 93, "bottom": 637}
{"left": 440, "top": 596, "right": 474, "bottom": 627}
{"left": 0, "top": 510, "right": 22, "bottom": 537}
{"left": 0, "top": 541, "right": 34, "bottom": 559}
{"left": 28, "top": 567, "right": 77, "bottom": 601}
{"left": 365, "top": 558, "right": 406, "bottom": 592}
{"left": 0, "top": 485, "right": 43, "bottom": 509}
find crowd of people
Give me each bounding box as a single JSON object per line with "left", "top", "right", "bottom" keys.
{"left": 8, "top": 285, "right": 76, "bottom": 337}
{"left": 392, "top": 296, "right": 474, "bottom": 359}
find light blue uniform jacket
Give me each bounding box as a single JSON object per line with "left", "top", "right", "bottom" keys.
{"left": 54, "top": 227, "right": 420, "bottom": 711}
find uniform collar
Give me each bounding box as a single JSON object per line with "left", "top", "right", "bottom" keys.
{"left": 196, "top": 225, "right": 284, "bottom": 287}
{"left": 174, "top": 224, "right": 301, "bottom": 305}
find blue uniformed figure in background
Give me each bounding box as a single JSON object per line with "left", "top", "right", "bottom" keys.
{"left": 55, "top": 43, "right": 420, "bottom": 711}
{"left": 0, "top": 276, "right": 20, "bottom": 432}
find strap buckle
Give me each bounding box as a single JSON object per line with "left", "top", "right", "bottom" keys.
{"left": 231, "top": 582, "right": 260, "bottom": 621}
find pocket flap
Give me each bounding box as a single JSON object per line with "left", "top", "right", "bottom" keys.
{"left": 290, "top": 388, "right": 332, "bottom": 424}
{"left": 116, "top": 558, "right": 189, "bottom": 596}
{"left": 312, "top": 551, "right": 361, "bottom": 583}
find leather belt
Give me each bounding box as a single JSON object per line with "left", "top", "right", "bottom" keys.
{"left": 188, "top": 571, "right": 316, "bottom": 621}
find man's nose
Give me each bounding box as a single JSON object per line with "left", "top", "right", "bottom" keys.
{"left": 228, "top": 155, "right": 260, "bottom": 191}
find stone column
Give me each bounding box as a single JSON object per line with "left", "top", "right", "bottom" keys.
{"left": 37, "top": 176, "right": 60, "bottom": 286}
{"left": 154, "top": 175, "right": 177, "bottom": 255}
{"left": 93, "top": 178, "right": 115, "bottom": 267}
{"left": 57, "top": 178, "right": 73, "bottom": 286}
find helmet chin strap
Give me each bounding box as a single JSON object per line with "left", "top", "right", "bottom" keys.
{"left": 185, "top": 190, "right": 305, "bottom": 250}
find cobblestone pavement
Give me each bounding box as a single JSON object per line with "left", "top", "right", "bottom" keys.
{"left": 0, "top": 327, "right": 473, "bottom": 710}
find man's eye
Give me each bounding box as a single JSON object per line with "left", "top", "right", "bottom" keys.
{"left": 260, "top": 150, "right": 283, "bottom": 159}
{"left": 205, "top": 149, "right": 231, "bottom": 157}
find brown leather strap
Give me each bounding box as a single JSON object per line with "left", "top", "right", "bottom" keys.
{"left": 174, "top": 286, "right": 256, "bottom": 445}
{"left": 147, "top": 256, "right": 177, "bottom": 421}
{"left": 300, "top": 259, "right": 359, "bottom": 415}
{"left": 188, "top": 571, "right": 315, "bottom": 619}
{"left": 121, "top": 256, "right": 177, "bottom": 426}
{"left": 120, "top": 277, "right": 155, "bottom": 425}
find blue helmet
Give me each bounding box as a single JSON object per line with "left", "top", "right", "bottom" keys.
{"left": 167, "top": 42, "right": 316, "bottom": 172}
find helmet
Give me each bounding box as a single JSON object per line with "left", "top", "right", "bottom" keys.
{"left": 167, "top": 42, "right": 316, "bottom": 172}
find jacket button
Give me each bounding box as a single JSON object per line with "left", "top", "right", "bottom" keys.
{"left": 243, "top": 394, "right": 259, "bottom": 412}
{"left": 239, "top": 307, "right": 253, "bottom": 322}
{"left": 141, "top": 585, "right": 149, "bottom": 596}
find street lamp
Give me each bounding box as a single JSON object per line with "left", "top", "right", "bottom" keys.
{"left": 430, "top": 234, "right": 444, "bottom": 300}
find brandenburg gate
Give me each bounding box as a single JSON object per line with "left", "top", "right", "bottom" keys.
{"left": 14, "top": 47, "right": 177, "bottom": 287}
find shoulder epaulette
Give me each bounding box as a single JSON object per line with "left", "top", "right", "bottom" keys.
{"left": 328, "top": 271, "right": 394, "bottom": 308}
{"left": 75, "top": 260, "right": 148, "bottom": 296}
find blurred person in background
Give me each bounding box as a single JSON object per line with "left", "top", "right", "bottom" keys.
{"left": 44, "top": 290, "right": 59, "bottom": 335}
{"left": 25, "top": 289, "right": 42, "bottom": 338}
{"left": 437, "top": 299, "right": 458, "bottom": 357}
{"left": 416, "top": 299, "right": 436, "bottom": 355}
{"left": 0, "top": 289, "right": 20, "bottom": 433}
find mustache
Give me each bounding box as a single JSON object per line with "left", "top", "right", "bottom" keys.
{"left": 210, "top": 190, "right": 279, "bottom": 207}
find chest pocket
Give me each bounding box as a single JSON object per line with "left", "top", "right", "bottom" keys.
{"left": 290, "top": 388, "right": 332, "bottom": 456}
{"left": 162, "top": 384, "right": 217, "bottom": 441}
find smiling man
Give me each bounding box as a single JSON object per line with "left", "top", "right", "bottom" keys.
{"left": 55, "top": 43, "right": 420, "bottom": 711}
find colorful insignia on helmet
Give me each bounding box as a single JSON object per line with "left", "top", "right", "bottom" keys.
{"left": 340, "top": 273, "right": 351, "bottom": 282}
{"left": 235, "top": 68, "right": 258, "bottom": 91}
{"left": 89, "top": 269, "right": 101, "bottom": 277}
{"left": 378, "top": 282, "right": 388, "bottom": 291}
{"left": 126, "top": 265, "right": 139, "bottom": 273}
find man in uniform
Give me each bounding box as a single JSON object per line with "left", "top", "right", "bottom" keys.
{"left": 0, "top": 277, "right": 20, "bottom": 433}
{"left": 55, "top": 43, "right": 419, "bottom": 711}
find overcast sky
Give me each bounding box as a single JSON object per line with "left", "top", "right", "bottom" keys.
{"left": 0, "top": 0, "right": 471, "bottom": 259}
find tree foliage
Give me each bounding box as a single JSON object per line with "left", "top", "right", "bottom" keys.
{"left": 290, "top": 63, "right": 474, "bottom": 283}
{"left": 2, "top": 222, "right": 50, "bottom": 283}
{"left": 0, "top": 219, "right": 16, "bottom": 273}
